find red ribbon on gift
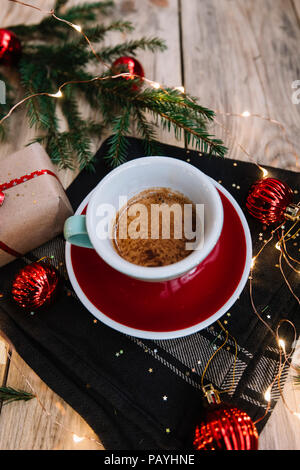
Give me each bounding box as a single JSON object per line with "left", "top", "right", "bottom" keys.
{"left": 0, "top": 169, "right": 60, "bottom": 258}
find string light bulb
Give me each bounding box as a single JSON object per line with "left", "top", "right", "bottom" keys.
{"left": 242, "top": 110, "right": 251, "bottom": 117}
{"left": 73, "top": 434, "right": 85, "bottom": 443}
{"left": 275, "top": 242, "right": 281, "bottom": 251}
{"left": 175, "top": 86, "right": 185, "bottom": 93}
{"left": 278, "top": 338, "right": 286, "bottom": 353}
{"left": 151, "top": 81, "right": 160, "bottom": 89}
{"left": 264, "top": 386, "right": 272, "bottom": 402}
{"left": 49, "top": 90, "right": 63, "bottom": 98}
{"left": 71, "top": 24, "right": 82, "bottom": 33}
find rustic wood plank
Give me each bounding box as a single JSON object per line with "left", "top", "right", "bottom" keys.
{"left": 0, "top": 349, "right": 102, "bottom": 450}
{"left": 181, "top": 0, "right": 300, "bottom": 451}
{"left": 260, "top": 349, "right": 300, "bottom": 450}
{"left": 60, "top": 0, "right": 183, "bottom": 187}
{"left": 0, "top": 0, "right": 182, "bottom": 450}
{"left": 0, "top": 336, "right": 9, "bottom": 388}
{"left": 291, "top": 0, "right": 300, "bottom": 24}
{"left": 1, "top": 0, "right": 183, "bottom": 190}
{"left": 99, "top": 0, "right": 183, "bottom": 151}
{"left": 0, "top": 0, "right": 104, "bottom": 450}
{"left": 180, "top": 0, "right": 300, "bottom": 171}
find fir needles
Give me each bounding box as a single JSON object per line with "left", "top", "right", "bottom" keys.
{"left": 0, "top": 386, "right": 35, "bottom": 405}
{"left": 1, "top": 0, "right": 227, "bottom": 170}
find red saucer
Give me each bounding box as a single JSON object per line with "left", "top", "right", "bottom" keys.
{"left": 69, "top": 188, "right": 249, "bottom": 335}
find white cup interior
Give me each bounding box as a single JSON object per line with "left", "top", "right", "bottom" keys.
{"left": 86, "top": 157, "right": 223, "bottom": 281}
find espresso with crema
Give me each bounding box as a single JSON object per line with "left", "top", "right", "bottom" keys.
{"left": 112, "top": 188, "right": 197, "bottom": 267}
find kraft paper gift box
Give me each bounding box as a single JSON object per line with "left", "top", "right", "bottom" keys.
{"left": 0, "top": 143, "right": 73, "bottom": 267}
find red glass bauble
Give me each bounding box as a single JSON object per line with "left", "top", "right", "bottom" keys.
{"left": 193, "top": 404, "right": 259, "bottom": 450}
{"left": 0, "top": 29, "right": 22, "bottom": 66}
{"left": 246, "top": 177, "right": 295, "bottom": 225}
{"left": 112, "top": 56, "right": 144, "bottom": 90}
{"left": 12, "top": 261, "right": 59, "bottom": 310}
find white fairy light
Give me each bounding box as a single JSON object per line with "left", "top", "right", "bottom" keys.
{"left": 151, "top": 81, "right": 161, "bottom": 89}
{"left": 175, "top": 86, "right": 185, "bottom": 93}
{"left": 264, "top": 386, "right": 272, "bottom": 402}
{"left": 242, "top": 110, "right": 251, "bottom": 117}
{"left": 49, "top": 90, "right": 63, "bottom": 98}
{"left": 73, "top": 434, "right": 85, "bottom": 443}
{"left": 72, "top": 24, "right": 82, "bottom": 33}
{"left": 278, "top": 339, "right": 286, "bottom": 353}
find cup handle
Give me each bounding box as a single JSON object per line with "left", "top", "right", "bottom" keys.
{"left": 64, "top": 215, "right": 93, "bottom": 248}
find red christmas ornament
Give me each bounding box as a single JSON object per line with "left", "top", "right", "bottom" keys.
{"left": 193, "top": 385, "right": 259, "bottom": 451}
{"left": 12, "top": 261, "right": 59, "bottom": 310}
{"left": 112, "top": 56, "right": 144, "bottom": 90}
{"left": 0, "top": 191, "right": 5, "bottom": 206}
{"left": 246, "top": 177, "right": 299, "bottom": 225}
{"left": 0, "top": 29, "right": 22, "bottom": 66}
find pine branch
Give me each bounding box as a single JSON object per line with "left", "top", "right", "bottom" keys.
{"left": 9, "top": 1, "right": 113, "bottom": 40}
{"left": 134, "top": 108, "right": 161, "bottom": 155}
{"left": 134, "top": 87, "right": 213, "bottom": 124}
{"left": 0, "top": 386, "right": 35, "bottom": 405}
{"left": 60, "top": 1, "right": 114, "bottom": 23}
{"left": 55, "top": 0, "right": 69, "bottom": 10}
{"left": 77, "top": 21, "right": 134, "bottom": 44}
{"left": 158, "top": 112, "right": 227, "bottom": 156}
{"left": 61, "top": 91, "right": 98, "bottom": 169}
{"left": 98, "top": 37, "right": 167, "bottom": 62}
{"left": 105, "top": 106, "right": 132, "bottom": 166}
{"left": 2, "top": 0, "right": 227, "bottom": 168}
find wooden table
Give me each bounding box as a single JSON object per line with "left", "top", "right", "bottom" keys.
{"left": 0, "top": 0, "right": 300, "bottom": 450}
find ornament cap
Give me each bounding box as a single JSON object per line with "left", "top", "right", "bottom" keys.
{"left": 246, "top": 177, "right": 295, "bottom": 225}
{"left": 202, "top": 384, "right": 221, "bottom": 405}
{"left": 284, "top": 203, "right": 300, "bottom": 221}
